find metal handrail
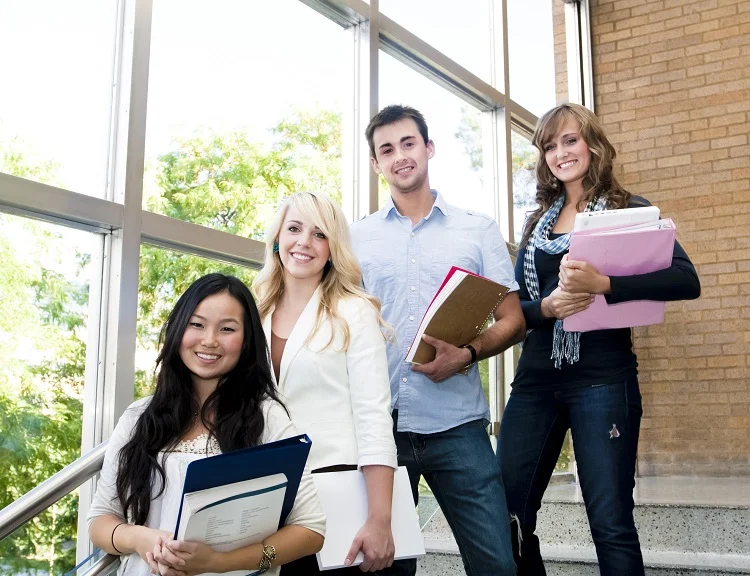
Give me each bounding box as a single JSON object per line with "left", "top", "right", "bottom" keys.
{"left": 0, "top": 441, "right": 108, "bottom": 541}
{"left": 77, "top": 552, "right": 120, "bottom": 576}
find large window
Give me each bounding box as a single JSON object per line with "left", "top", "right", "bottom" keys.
{"left": 144, "top": 0, "right": 349, "bottom": 239}
{"left": 136, "top": 246, "right": 257, "bottom": 397}
{"left": 0, "top": 1, "right": 118, "bottom": 197}
{"left": 508, "top": 0, "right": 557, "bottom": 116}
{"left": 512, "top": 129, "right": 539, "bottom": 245}
{"left": 379, "top": 0, "right": 492, "bottom": 84}
{"left": 0, "top": 214, "right": 96, "bottom": 572}
{"left": 379, "top": 52, "right": 492, "bottom": 216}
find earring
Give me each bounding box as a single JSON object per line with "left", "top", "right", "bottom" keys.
{"left": 273, "top": 242, "right": 279, "bottom": 254}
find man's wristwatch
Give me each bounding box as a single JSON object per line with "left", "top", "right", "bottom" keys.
{"left": 258, "top": 543, "right": 277, "bottom": 572}
{"left": 460, "top": 343, "right": 477, "bottom": 367}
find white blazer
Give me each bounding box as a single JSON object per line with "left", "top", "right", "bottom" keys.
{"left": 263, "top": 287, "right": 397, "bottom": 471}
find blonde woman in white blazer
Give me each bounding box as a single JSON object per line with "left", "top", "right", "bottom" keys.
{"left": 253, "top": 191, "right": 398, "bottom": 575}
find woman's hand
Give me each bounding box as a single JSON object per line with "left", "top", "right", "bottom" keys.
{"left": 129, "top": 527, "right": 174, "bottom": 571}
{"left": 345, "top": 517, "right": 395, "bottom": 572}
{"left": 558, "top": 254, "right": 611, "bottom": 295}
{"left": 541, "top": 286, "right": 594, "bottom": 320}
{"left": 153, "top": 540, "right": 218, "bottom": 576}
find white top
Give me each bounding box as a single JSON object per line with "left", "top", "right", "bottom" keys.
{"left": 87, "top": 396, "right": 326, "bottom": 576}
{"left": 263, "top": 289, "right": 397, "bottom": 471}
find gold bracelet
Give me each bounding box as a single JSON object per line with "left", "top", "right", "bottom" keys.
{"left": 258, "top": 543, "right": 276, "bottom": 572}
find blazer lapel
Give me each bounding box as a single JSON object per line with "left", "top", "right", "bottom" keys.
{"left": 261, "top": 312, "right": 277, "bottom": 385}
{"left": 278, "top": 287, "right": 322, "bottom": 390}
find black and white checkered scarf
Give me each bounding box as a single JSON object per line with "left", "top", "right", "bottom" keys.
{"left": 523, "top": 193, "right": 608, "bottom": 368}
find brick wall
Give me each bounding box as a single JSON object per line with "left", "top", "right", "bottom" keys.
{"left": 554, "top": 0, "right": 569, "bottom": 104}
{"left": 589, "top": 0, "right": 750, "bottom": 475}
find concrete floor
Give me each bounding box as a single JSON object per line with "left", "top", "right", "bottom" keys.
{"left": 544, "top": 475, "right": 750, "bottom": 507}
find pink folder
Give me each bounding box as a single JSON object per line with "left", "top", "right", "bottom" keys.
{"left": 562, "top": 219, "right": 676, "bottom": 332}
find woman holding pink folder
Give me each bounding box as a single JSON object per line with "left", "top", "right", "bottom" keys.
{"left": 497, "top": 103, "right": 700, "bottom": 576}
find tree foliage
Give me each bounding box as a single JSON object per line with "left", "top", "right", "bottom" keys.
{"left": 1, "top": 108, "right": 344, "bottom": 571}
{"left": 0, "top": 212, "right": 87, "bottom": 573}
{"left": 454, "top": 105, "right": 538, "bottom": 208}
{"left": 137, "top": 108, "right": 342, "bottom": 393}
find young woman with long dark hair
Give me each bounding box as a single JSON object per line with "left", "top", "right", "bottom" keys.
{"left": 497, "top": 103, "right": 700, "bottom": 575}
{"left": 88, "top": 273, "right": 325, "bottom": 576}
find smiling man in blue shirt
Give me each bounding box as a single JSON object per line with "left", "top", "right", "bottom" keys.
{"left": 351, "top": 105, "right": 525, "bottom": 576}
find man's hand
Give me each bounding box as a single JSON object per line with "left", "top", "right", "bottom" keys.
{"left": 558, "top": 254, "right": 611, "bottom": 295}
{"left": 411, "top": 334, "right": 472, "bottom": 382}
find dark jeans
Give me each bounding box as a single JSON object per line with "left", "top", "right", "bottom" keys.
{"left": 497, "top": 376, "right": 644, "bottom": 576}
{"left": 381, "top": 411, "right": 516, "bottom": 576}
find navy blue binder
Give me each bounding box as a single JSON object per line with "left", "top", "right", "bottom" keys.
{"left": 173, "top": 434, "right": 312, "bottom": 537}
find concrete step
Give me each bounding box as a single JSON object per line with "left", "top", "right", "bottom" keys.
{"left": 415, "top": 476, "right": 750, "bottom": 575}
{"left": 539, "top": 477, "right": 750, "bottom": 555}
{"left": 419, "top": 548, "right": 750, "bottom": 575}
{"left": 536, "top": 500, "right": 750, "bottom": 555}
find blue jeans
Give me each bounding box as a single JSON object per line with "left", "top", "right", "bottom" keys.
{"left": 497, "top": 376, "right": 644, "bottom": 576}
{"left": 380, "top": 412, "right": 516, "bottom": 576}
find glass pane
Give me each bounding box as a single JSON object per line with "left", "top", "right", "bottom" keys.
{"left": 379, "top": 0, "right": 491, "bottom": 83}
{"left": 0, "top": 213, "right": 95, "bottom": 572}
{"left": 144, "top": 0, "right": 348, "bottom": 239}
{"left": 508, "top": 0, "right": 557, "bottom": 117}
{"left": 136, "top": 245, "right": 257, "bottom": 397}
{"left": 0, "top": 1, "right": 118, "bottom": 197}
{"left": 379, "top": 52, "right": 492, "bottom": 215}
{"left": 511, "top": 129, "right": 539, "bottom": 246}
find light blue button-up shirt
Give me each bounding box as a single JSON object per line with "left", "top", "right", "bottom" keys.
{"left": 350, "top": 191, "right": 519, "bottom": 434}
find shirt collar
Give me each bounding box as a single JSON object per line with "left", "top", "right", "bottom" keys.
{"left": 430, "top": 190, "right": 448, "bottom": 217}
{"left": 380, "top": 196, "right": 397, "bottom": 219}
{"left": 380, "top": 189, "right": 447, "bottom": 219}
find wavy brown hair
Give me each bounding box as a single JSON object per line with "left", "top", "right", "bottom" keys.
{"left": 520, "top": 103, "right": 631, "bottom": 248}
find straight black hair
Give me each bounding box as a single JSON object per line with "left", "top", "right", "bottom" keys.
{"left": 116, "top": 273, "right": 284, "bottom": 525}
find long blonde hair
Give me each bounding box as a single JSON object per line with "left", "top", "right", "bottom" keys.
{"left": 521, "top": 103, "right": 631, "bottom": 248}
{"left": 253, "top": 191, "right": 389, "bottom": 351}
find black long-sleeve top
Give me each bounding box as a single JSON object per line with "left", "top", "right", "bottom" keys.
{"left": 512, "top": 196, "right": 701, "bottom": 391}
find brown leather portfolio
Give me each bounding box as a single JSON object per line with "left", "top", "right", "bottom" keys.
{"left": 406, "top": 269, "right": 509, "bottom": 365}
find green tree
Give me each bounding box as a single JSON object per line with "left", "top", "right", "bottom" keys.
{"left": 454, "top": 105, "right": 538, "bottom": 208}
{"left": 454, "top": 105, "right": 483, "bottom": 172}
{"left": 0, "top": 220, "right": 87, "bottom": 575}
{"left": 510, "top": 132, "right": 538, "bottom": 210}
{"left": 0, "top": 142, "right": 90, "bottom": 574}
{"left": 137, "top": 108, "right": 343, "bottom": 395}
{"left": 0, "top": 390, "right": 82, "bottom": 574}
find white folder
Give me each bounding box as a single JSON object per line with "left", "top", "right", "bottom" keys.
{"left": 313, "top": 466, "right": 426, "bottom": 570}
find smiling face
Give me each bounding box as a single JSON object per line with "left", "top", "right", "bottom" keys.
{"left": 370, "top": 118, "right": 435, "bottom": 196}
{"left": 543, "top": 117, "right": 592, "bottom": 189}
{"left": 179, "top": 291, "right": 245, "bottom": 391}
{"left": 277, "top": 206, "right": 331, "bottom": 286}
